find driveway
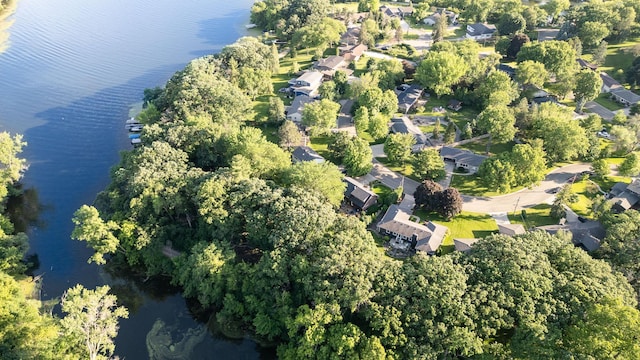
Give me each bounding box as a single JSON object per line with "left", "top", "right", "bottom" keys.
{"left": 462, "top": 163, "right": 593, "bottom": 213}
{"left": 369, "top": 159, "right": 420, "bottom": 195}
{"left": 584, "top": 101, "right": 615, "bottom": 121}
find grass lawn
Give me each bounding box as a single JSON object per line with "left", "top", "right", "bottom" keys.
{"left": 594, "top": 93, "right": 625, "bottom": 111}
{"left": 569, "top": 179, "right": 601, "bottom": 218}
{"left": 599, "top": 37, "right": 640, "bottom": 76}
{"left": 414, "top": 95, "right": 479, "bottom": 131}
{"left": 309, "top": 135, "right": 333, "bottom": 160}
{"left": 591, "top": 174, "right": 632, "bottom": 193}
{"left": 457, "top": 139, "right": 515, "bottom": 156}
{"left": 376, "top": 157, "right": 420, "bottom": 182}
{"left": 248, "top": 120, "right": 280, "bottom": 145}
{"left": 449, "top": 174, "right": 525, "bottom": 197}
{"left": 508, "top": 204, "right": 557, "bottom": 229}
{"left": 414, "top": 209, "right": 499, "bottom": 253}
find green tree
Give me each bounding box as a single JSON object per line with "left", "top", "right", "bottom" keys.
{"left": 497, "top": 12, "right": 526, "bottom": 36}
{"left": 510, "top": 140, "right": 547, "bottom": 187}
{"left": 432, "top": 118, "right": 441, "bottom": 140}
{"left": 579, "top": 21, "right": 610, "bottom": 48}
{"left": 0, "top": 132, "right": 27, "bottom": 200}
{"left": 551, "top": 184, "right": 578, "bottom": 219}
{"left": 531, "top": 103, "right": 588, "bottom": 162}
{"left": 478, "top": 155, "right": 516, "bottom": 193}
{"left": 368, "top": 112, "right": 390, "bottom": 140}
{"left": 475, "top": 71, "right": 519, "bottom": 108}
{"left": 443, "top": 121, "right": 456, "bottom": 144}
{"left": 412, "top": 149, "right": 446, "bottom": 181}
{"left": 71, "top": 205, "right": 120, "bottom": 265}
{"left": 318, "top": 80, "right": 337, "bottom": 101}
{"left": 384, "top": 133, "right": 416, "bottom": 165}
{"left": 60, "top": 285, "right": 129, "bottom": 360}
{"left": 370, "top": 59, "right": 404, "bottom": 91}
{"left": 414, "top": 180, "right": 444, "bottom": 212}
{"left": 515, "top": 60, "right": 548, "bottom": 88}
{"left": 344, "top": 136, "right": 373, "bottom": 176}
{"left": 278, "top": 120, "right": 301, "bottom": 149}
{"left": 280, "top": 161, "right": 346, "bottom": 206}
{"left": 432, "top": 13, "right": 448, "bottom": 43}
{"left": 416, "top": 52, "right": 468, "bottom": 97}
{"left": 302, "top": 99, "right": 340, "bottom": 134}
{"left": 591, "top": 158, "right": 609, "bottom": 178}
{"left": 544, "top": 0, "right": 570, "bottom": 22}
{"left": 238, "top": 67, "right": 273, "bottom": 100}
{"left": 476, "top": 105, "right": 516, "bottom": 154}
{"left": 354, "top": 106, "right": 370, "bottom": 135}
{"left": 574, "top": 70, "right": 603, "bottom": 113}
{"left": 610, "top": 125, "right": 637, "bottom": 153}
{"left": 327, "top": 131, "right": 352, "bottom": 163}
{"left": 618, "top": 152, "right": 640, "bottom": 176}
{"left": 269, "top": 96, "right": 285, "bottom": 122}
{"left": 517, "top": 40, "right": 577, "bottom": 77}
{"left": 358, "top": 0, "right": 379, "bottom": 13}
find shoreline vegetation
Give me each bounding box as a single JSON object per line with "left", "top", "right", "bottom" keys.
{"left": 70, "top": 0, "right": 640, "bottom": 359}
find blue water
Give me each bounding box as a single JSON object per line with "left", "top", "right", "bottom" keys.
{"left": 0, "top": 0, "right": 264, "bottom": 358}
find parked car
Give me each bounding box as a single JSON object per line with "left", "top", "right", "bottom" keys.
{"left": 597, "top": 129, "right": 611, "bottom": 139}
{"left": 546, "top": 187, "right": 560, "bottom": 194}
{"left": 577, "top": 216, "right": 587, "bottom": 223}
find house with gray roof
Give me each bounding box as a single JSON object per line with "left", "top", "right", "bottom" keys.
{"left": 439, "top": 146, "right": 487, "bottom": 174}
{"left": 379, "top": 5, "right": 413, "bottom": 18}
{"left": 390, "top": 116, "right": 428, "bottom": 151}
{"left": 286, "top": 95, "right": 314, "bottom": 123}
{"left": 610, "top": 88, "right": 640, "bottom": 107}
{"left": 340, "top": 43, "right": 368, "bottom": 62}
{"left": 466, "top": 23, "right": 496, "bottom": 40}
{"left": 453, "top": 238, "right": 479, "bottom": 253}
{"left": 537, "top": 221, "right": 606, "bottom": 252}
{"left": 397, "top": 85, "right": 423, "bottom": 113}
{"left": 498, "top": 223, "right": 526, "bottom": 236}
{"left": 288, "top": 71, "right": 324, "bottom": 97}
{"left": 610, "top": 179, "right": 640, "bottom": 212}
{"left": 600, "top": 72, "right": 622, "bottom": 93}
{"left": 292, "top": 146, "right": 325, "bottom": 163}
{"left": 344, "top": 177, "right": 378, "bottom": 211}
{"left": 377, "top": 204, "right": 448, "bottom": 255}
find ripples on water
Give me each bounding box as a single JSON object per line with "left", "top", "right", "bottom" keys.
{"left": 0, "top": 0, "right": 267, "bottom": 358}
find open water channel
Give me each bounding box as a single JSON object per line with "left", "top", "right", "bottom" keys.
{"left": 0, "top": 0, "right": 265, "bottom": 358}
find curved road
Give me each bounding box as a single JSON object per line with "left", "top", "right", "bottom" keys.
{"left": 366, "top": 159, "right": 592, "bottom": 214}
{"left": 461, "top": 163, "right": 592, "bottom": 213}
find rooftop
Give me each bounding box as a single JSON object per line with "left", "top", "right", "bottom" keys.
{"left": 610, "top": 88, "right": 640, "bottom": 104}
{"left": 378, "top": 205, "right": 447, "bottom": 254}
{"left": 467, "top": 23, "right": 496, "bottom": 35}
{"left": 292, "top": 146, "right": 325, "bottom": 163}
{"left": 440, "top": 146, "right": 487, "bottom": 168}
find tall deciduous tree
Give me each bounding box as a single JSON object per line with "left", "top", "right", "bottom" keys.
{"left": 344, "top": 136, "right": 373, "bottom": 176}
{"left": 269, "top": 97, "right": 285, "bottom": 122}
{"left": 531, "top": 103, "right": 588, "bottom": 162}
{"left": 516, "top": 60, "right": 548, "bottom": 88}
{"left": 416, "top": 52, "right": 468, "bottom": 97}
{"left": 432, "top": 13, "right": 448, "bottom": 43}
{"left": 412, "top": 149, "right": 446, "bottom": 181}
{"left": 71, "top": 205, "right": 120, "bottom": 265}
{"left": 302, "top": 99, "right": 340, "bottom": 134}
{"left": 368, "top": 112, "right": 390, "bottom": 140}
{"left": 476, "top": 105, "right": 516, "bottom": 154}
{"left": 574, "top": 70, "right": 603, "bottom": 113}
{"left": 510, "top": 140, "right": 547, "bottom": 187}
{"left": 280, "top": 161, "right": 346, "bottom": 206}
{"left": 60, "top": 285, "right": 129, "bottom": 360}
{"left": 384, "top": 133, "right": 416, "bottom": 165}
{"left": 354, "top": 106, "right": 370, "bottom": 135}
{"left": 278, "top": 120, "right": 301, "bottom": 149}
{"left": 414, "top": 180, "right": 444, "bottom": 212}
{"left": 475, "top": 71, "right": 519, "bottom": 108}
{"left": 478, "top": 155, "right": 516, "bottom": 193}
{"left": 618, "top": 152, "right": 640, "bottom": 176}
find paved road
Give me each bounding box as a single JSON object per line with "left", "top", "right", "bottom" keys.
{"left": 462, "top": 163, "right": 592, "bottom": 213}
{"left": 584, "top": 101, "right": 615, "bottom": 121}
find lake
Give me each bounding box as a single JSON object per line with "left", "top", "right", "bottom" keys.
{"left": 0, "top": 0, "right": 266, "bottom": 358}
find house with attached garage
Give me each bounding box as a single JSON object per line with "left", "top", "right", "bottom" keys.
{"left": 466, "top": 23, "right": 496, "bottom": 41}
{"left": 344, "top": 177, "right": 378, "bottom": 211}
{"left": 286, "top": 95, "right": 314, "bottom": 123}
{"left": 600, "top": 72, "right": 622, "bottom": 93}
{"left": 288, "top": 71, "right": 324, "bottom": 97}
{"left": 397, "top": 84, "right": 424, "bottom": 114}
{"left": 292, "top": 146, "right": 325, "bottom": 164}
{"left": 609, "top": 179, "right": 640, "bottom": 212}
{"left": 377, "top": 204, "right": 448, "bottom": 255}
{"left": 440, "top": 146, "right": 487, "bottom": 174}
{"left": 390, "top": 116, "right": 429, "bottom": 152}
{"left": 610, "top": 88, "right": 640, "bottom": 107}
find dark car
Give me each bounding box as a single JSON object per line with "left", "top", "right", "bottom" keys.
{"left": 546, "top": 187, "right": 560, "bottom": 194}
{"left": 577, "top": 216, "right": 587, "bottom": 223}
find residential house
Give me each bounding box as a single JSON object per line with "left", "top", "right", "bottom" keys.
{"left": 610, "top": 179, "right": 640, "bottom": 212}
{"left": 337, "top": 99, "right": 355, "bottom": 129}
{"left": 536, "top": 28, "right": 559, "bottom": 42}
{"left": 340, "top": 27, "right": 361, "bottom": 46}
{"left": 390, "top": 116, "right": 428, "bottom": 151}
{"left": 397, "top": 85, "right": 424, "bottom": 113}
{"left": 537, "top": 221, "right": 606, "bottom": 252}
{"left": 377, "top": 204, "right": 448, "bottom": 255}
{"left": 497, "top": 63, "right": 516, "bottom": 79}
{"left": 340, "top": 43, "right": 368, "bottom": 62}
{"left": 577, "top": 58, "right": 597, "bottom": 71}
{"left": 466, "top": 23, "right": 496, "bottom": 41}
{"left": 447, "top": 99, "right": 462, "bottom": 111}
{"left": 288, "top": 71, "right": 324, "bottom": 97}
{"left": 424, "top": 8, "right": 458, "bottom": 26}
{"left": 498, "top": 223, "right": 526, "bottom": 236}
{"left": 610, "top": 88, "right": 640, "bottom": 107}
{"left": 600, "top": 72, "right": 622, "bottom": 93}
{"left": 453, "top": 238, "right": 479, "bottom": 253}
{"left": 292, "top": 146, "right": 325, "bottom": 163}
{"left": 286, "top": 95, "right": 314, "bottom": 123}
{"left": 344, "top": 177, "right": 378, "bottom": 211}
{"left": 380, "top": 5, "right": 413, "bottom": 19}
{"left": 440, "top": 146, "right": 487, "bottom": 174}
{"left": 531, "top": 95, "right": 559, "bottom": 106}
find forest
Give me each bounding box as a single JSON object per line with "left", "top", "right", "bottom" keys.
{"left": 67, "top": 0, "right": 640, "bottom": 355}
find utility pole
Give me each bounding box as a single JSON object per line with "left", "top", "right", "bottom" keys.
{"left": 513, "top": 196, "right": 520, "bottom": 216}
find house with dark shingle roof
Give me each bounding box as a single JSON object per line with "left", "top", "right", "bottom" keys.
{"left": 286, "top": 95, "right": 314, "bottom": 123}
{"left": 577, "top": 58, "right": 597, "bottom": 71}
{"left": 440, "top": 146, "right": 487, "bottom": 174}
{"left": 292, "top": 146, "right": 325, "bottom": 163}
{"left": 377, "top": 204, "right": 448, "bottom": 255}
{"left": 610, "top": 88, "right": 640, "bottom": 107}
{"left": 390, "top": 117, "right": 428, "bottom": 151}
{"left": 600, "top": 72, "right": 622, "bottom": 93}
{"left": 397, "top": 85, "right": 423, "bottom": 114}
{"left": 314, "top": 56, "right": 346, "bottom": 72}
{"left": 610, "top": 179, "right": 640, "bottom": 212}
{"left": 537, "top": 221, "right": 606, "bottom": 252}
{"left": 466, "top": 23, "right": 496, "bottom": 40}
{"left": 344, "top": 177, "right": 378, "bottom": 211}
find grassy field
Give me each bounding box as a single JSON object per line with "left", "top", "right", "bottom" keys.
{"left": 508, "top": 204, "right": 557, "bottom": 229}
{"left": 309, "top": 135, "right": 332, "bottom": 160}
{"left": 376, "top": 156, "right": 420, "bottom": 182}
{"left": 457, "top": 139, "right": 515, "bottom": 156}
{"left": 569, "top": 179, "right": 601, "bottom": 218}
{"left": 414, "top": 95, "right": 479, "bottom": 131}
{"left": 598, "top": 37, "right": 640, "bottom": 76}
{"left": 413, "top": 209, "right": 499, "bottom": 253}
{"left": 449, "top": 174, "right": 526, "bottom": 197}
